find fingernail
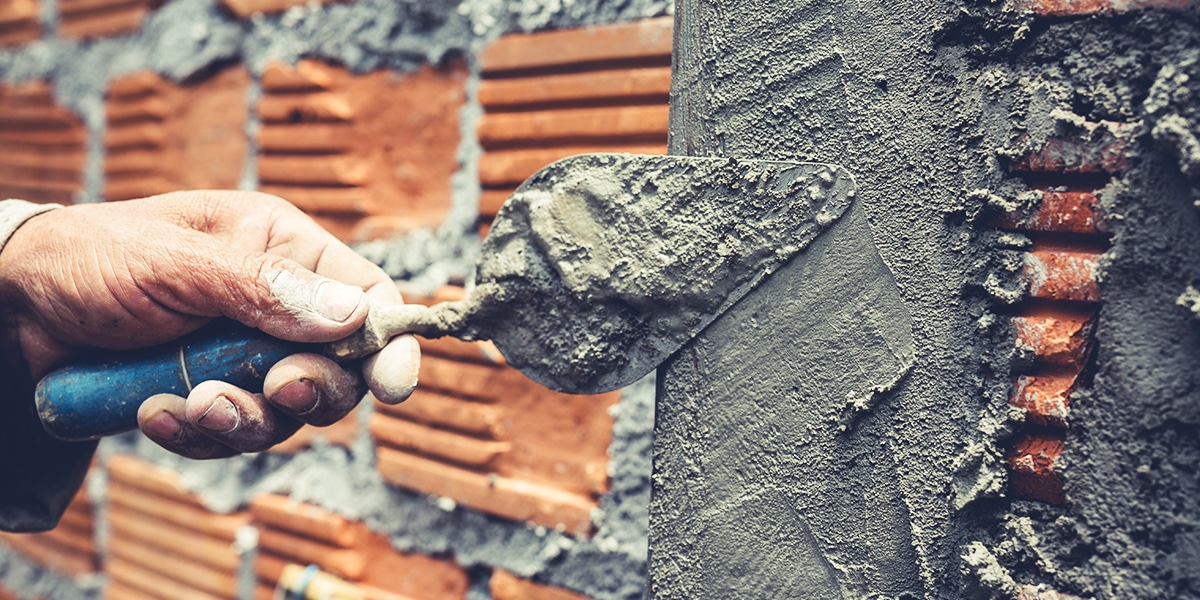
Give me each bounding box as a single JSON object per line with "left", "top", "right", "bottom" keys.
{"left": 197, "top": 397, "right": 240, "bottom": 433}
{"left": 144, "top": 412, "right": 182, "bottom": 441}
{"left": 272, "top": 378, "right": 319, "bottom": 414}
{"left": 315, "top": 280, "right": 365, "bottom": 323}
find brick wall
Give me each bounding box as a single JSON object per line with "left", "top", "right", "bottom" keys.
{"left": 0, "top": 4, "right": 667, "bottom": 599}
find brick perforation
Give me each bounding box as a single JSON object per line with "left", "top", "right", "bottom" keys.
{"left": 105, "top": 455, "right": 249, "bottom": 600}
{"left": 477, "top": 17, "right": 673, "bottom": 235}
{"left": 0, "top": 81, "right": 86, "bottom": 204}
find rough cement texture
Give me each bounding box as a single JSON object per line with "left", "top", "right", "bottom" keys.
{"left": 651, "top": 1, "right": 1200, "bottom": 599}
{"left": 0, "top": 545, "right": 100, "bottom": 600}
{"left": 423, "top": 154, "right": 857, "bottom": 393}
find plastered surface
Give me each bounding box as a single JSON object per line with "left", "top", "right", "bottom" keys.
{"left": 654, "top": 1, "right": 1200, "bottom": 598}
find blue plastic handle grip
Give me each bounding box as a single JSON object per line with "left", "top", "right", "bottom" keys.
{"left": 35, "top": 320, "right": 315, "bottom": 442}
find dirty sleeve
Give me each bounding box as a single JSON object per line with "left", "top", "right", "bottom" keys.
{"left": 0, "top": 199, "right": 97, "bottom": 533}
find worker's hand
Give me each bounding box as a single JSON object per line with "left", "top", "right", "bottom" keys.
{"left": 0, "top": 191, "right": 419, "bottom": 458}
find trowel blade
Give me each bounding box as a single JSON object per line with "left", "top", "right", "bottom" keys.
{"left": 424, "top": 153, "right": 859, "bottom": 395}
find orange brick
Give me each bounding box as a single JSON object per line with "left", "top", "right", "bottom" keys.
{"left": 481, "top": 17, "right": 673, "bottom": 73}
{"left": 106, "top": 456, "right": 249, "bottom": 600}
{"left": 1010, "top": 122, "right": 1132, "bottom": 174}
{"left": 220, "top": 0, "right": 337, "bottom": 18}
{"left": 1009, "top": 372, "right": 1076, "bottom": 428}
{"left": 998, "top": 189, "right": 1107, "bottom": 235}
{"left": 0, "top": 0, "right": 39, "bottom": 45}
{"left": 59, "top": 0, "right": 159, "bottom": 38}
{"left": 0, "top": 81, "right": 86, "bottom": 204}
{"left": 477, "top": 19, "right": 672, "bottom": 226}
{"left": 1008, "top": 0, "right": 1193, "bottom": 14}
{"left": 1023, "top": 249, "right": 1101, "bottom": 303}
{"left": 105, "top": 68, "right": 248, "bottom": 201}
{"left": 1008, "top": 431, "right": 1066, "bottom": 504}
{"left": 251, "top": 495, "right": 468, "bottom": 600}
{"left": 257, "top": 59, "right": 465, "bottom": 242}
{"left": 491, "top": 570, "right": 592, "bottom": 600}
{"left": 1013, "top": 308, "right": 1097, "bottom": 367}
{"left": 0, "top": 485, "right": 97, "bottom": 576}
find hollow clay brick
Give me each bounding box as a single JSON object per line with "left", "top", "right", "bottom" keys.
{"left": 1009, "top": 372, "right": 1076, "bottom": 428}
{"left": 371, "top": 286, "right": 617, "bottom": 534}
{"left": 220, "top": 0, "right": 335, "bottom": 18}
{"left": 0, "top": 80, "right": 86, "bottom": 204}
{"left": 257, "top": 59, "right": 465, "bottom": 242}
{"left": 59, "top": 0, "right": 159, "bottom": 39}
{"left": 106, "top": 455, "right": 249, "bottom": 600}
{"left": 490, "top": 570, "right": 593, "bottom": 600}
{"left": 1022, "top": 249, "right": 1101, "bottom": 303}
{"left": 1009, "top": 121, "right": 1132, "bottom": 174}
{"left": 250, "top": 495, "right": 468, "bottom": 600}
{"left": 0, "top": 0, "right": 39, "bottom": 45}
{"left": 1013, "top": 308, "right": 1097, "bottom": 368}
{"left": 0, "top": 484, "right": 97, "bottom": 576}
{"left": 1008, "top": 431, "right": 1067, "bottom": 505}
{"left": 1008, "top": 0, "right": 1193, "bottom": 14}
{"left": 105, "top": 68, "right": 248, "bottom": 202}
{"left": 998, "top": 190, "right": 1107, "bottom": 235}
{"left": 477, "top": 19, "right": 672, "bottom": 227}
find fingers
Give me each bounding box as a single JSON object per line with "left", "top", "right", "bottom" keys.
{"left": 137, "top": 354, "right": 368, "bottom": 458}
{"left": 263, "top": 353, "right": 366, "bottom": 426}
{"left": 364, "top": 335, "right": 420, "bottom": 405}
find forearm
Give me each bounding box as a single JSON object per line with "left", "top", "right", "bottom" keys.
{"left": 0, "top": 199, "right": 95, "bottom": 533}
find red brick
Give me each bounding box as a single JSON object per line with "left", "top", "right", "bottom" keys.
{"left": 372, "top": 286, "right": 617, "bottom": 534}
{"left": 1013, "top": 308, "right": 1097, "bottom": 367}
{"left": 251, "top": 495, "right": 468, "bottom": 600}
{"left": 481, "top": 17, "right": 673, "bottom": 73}
{"left": 1023, "top": 249, "right": 1101, "bottom": 303}
{"left": 268, "top": 407, "right": 360, "bottom": 454}
{"left": 1007, "top": 0, "right": 1193, "bottom": 15}
{"left": 105, "top": 455, "right": 250, "bottom": 600}
{"left": 0, "top": 482, "right": 97, "bottom": 576}
{"left": 105, "top": 68, "right": 248, "bottom": 201}
{"left": 0, "top": 81, "right": 86, "bottom": 204}
{"left": 0, "top": 0, "right": 39, "bottom": 45}
{"left": 477, "top": 19, "right": 672, "bottom": 228}
{"left": 257, "top": 59, "right": 465, "bottom": 242}
{"left": 1008, "top": 431, "right": 1066, "bottom": 504}
{"left": 220, "top": 0, "right": 336, "bottom": 18}
{"left": 1009, "top": 372, "right": 1076, "bottom": 428}
{"left": 491, "top": 570, "right": 592, "bottom": 600}
{"left": 1009, "top": 121, "right": 1132, "bottom": 174}
{"left": 59, "top": 0, "right": 159, "bottom": 38}
{"left": 997, "top": 189, "right": 1107, "bottom": 235}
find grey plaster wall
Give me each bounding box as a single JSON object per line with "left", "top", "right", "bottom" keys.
{"left": 653, "top": 1, "right": 1200, "bottom": 599}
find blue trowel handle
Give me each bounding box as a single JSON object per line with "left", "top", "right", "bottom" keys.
{"left": 35, "top": 320, "right": 318, "bottom": 442}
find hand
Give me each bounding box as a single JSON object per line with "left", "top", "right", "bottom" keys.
{"left": 0, "top": 191, "right": 420, "bottom": 458}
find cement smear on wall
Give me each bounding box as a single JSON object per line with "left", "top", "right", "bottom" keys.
{"left": 654, "top": 1, "right": 1199, "bottom": 598}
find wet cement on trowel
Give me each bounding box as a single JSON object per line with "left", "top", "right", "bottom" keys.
{"left": 415, "top": 154, "right": 857, "bottom": 393}
{"left": 653, "top": 1, "right": 1200, "bottom": 599}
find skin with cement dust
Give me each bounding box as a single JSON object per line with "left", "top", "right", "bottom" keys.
{"left": 375, "top": 154, "right": 857, "bottom": 394}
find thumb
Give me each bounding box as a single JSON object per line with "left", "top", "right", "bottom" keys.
{"left": 215, "top": 251, "right": 369, "bottom": 343}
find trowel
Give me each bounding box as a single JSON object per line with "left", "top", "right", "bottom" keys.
{"left": 36, "top": 154, "right": 860, "bottom": 441}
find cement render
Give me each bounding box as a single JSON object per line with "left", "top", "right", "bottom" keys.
{"left": 653, "top": 1, "right": 1200, "bottom": 599}
{"left": 0, "top": 0, "right": 670, "bottom": 597}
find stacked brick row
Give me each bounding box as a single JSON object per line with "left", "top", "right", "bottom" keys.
{"left": 0, "top": 488, "right": 97, "bottom": 578}
{"left": 0, "top": 0, "right": 38, "bottom": 45}
{"left": 373, "top": 287, "right": 620, "bottom": 536}
{"left": 477, "top": 17, "right": 672, "bottom": 233}
{"left": 0, "top": 81, "right": 86, "bottom": 205}
{"left": 105, "top": 456, "right": 250, "bottom": 600}
{"left": 998, "top": 120, "right": 1124, "bottom": 504}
